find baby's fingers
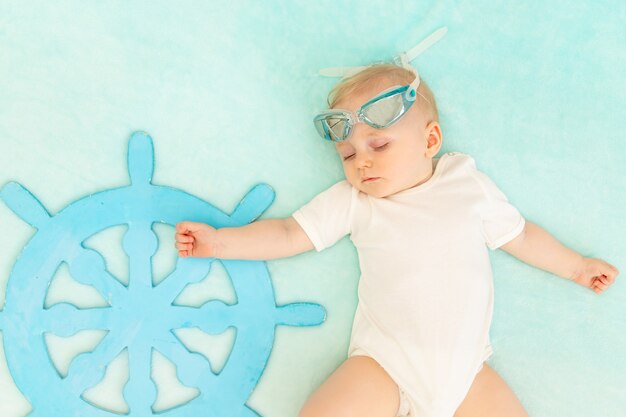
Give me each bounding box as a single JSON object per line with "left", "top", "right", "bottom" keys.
{"left": 175, "top": 232, "right": 194, "bottom": 243}
{"left": 591, "top": 281, "right": 604, "bottom": 294}
{"left": 590, "top": 275, "right": 611, "bottom": 294}
{"left": 599, "top": 261, "right": 619, "bottom": 280}
{"left": 176, "top": 221, "right": 206, "bottom": 234}
{"left": 176, "top": 241, "right": 193, "bottom": 252}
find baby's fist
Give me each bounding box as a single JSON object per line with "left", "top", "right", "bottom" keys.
{"left": 175, "top": 221, "right": 219, "bottom": 258}
{"left": 570, "top": 257, "right": 619, "bottom": 294}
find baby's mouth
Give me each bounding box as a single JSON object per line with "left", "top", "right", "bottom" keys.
{"left": 362, "top": 177, "right": 381, "bottom": 183}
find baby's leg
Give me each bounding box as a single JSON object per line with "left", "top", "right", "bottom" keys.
{"left": 453, "top": 362, "right": 529, "bottom": 417}
{"left": 298, "top": 355, "right": 401, "bottom": 417}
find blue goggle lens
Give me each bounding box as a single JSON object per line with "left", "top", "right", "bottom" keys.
{"left": 361, "top": 92, "right": 405, "bottom": 127}
{"left": 314, "top": 85, "right": 414, "bottom": 142}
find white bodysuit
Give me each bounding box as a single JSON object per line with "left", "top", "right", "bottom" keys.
{"left": 292, "top": 152, "right": 525, "bottom": 417}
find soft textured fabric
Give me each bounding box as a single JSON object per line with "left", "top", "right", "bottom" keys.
{"left": 292, "top": 152, "right": 525, "bottom": 417}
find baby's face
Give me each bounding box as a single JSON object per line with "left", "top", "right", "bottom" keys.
{"left": 333, "top": 78, "right": 442, "bottom": 198}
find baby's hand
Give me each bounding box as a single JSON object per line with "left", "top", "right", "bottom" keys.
{"left": 175, "top": 221, "right": 219, "bottom": 258}
{"left": 570, "top": 257, "right": 619, "bottom": 294}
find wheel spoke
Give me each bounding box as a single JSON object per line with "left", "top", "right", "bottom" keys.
{"left": 229, "top": 184, "right": 274, "bottom": 225}
{"left": 154, "top": 257, "right": 213, "bottom": 302}
{"left": 123, "top": 343, "right": 157, "bottom": 415}
{"left": 63, "top": 330, "right": 125, "bottom": 395}
{"left": 0, "top": 181, "right": 51, "bottom": 228}
{"left": 170, "top": 301, "right": 237, "bottom": 334}
{"left": 154, "top": 333, "right": 217, "bottom": 390}
{"left": 274, "top": 302, "right": 326, "bottom": 327}
{"left": 123, "top": 220, "right": 158, "bottom": 291}
{"left": 66, "top": 247, "right": 126, "bottom": 303}
{"left": 42, "top": 304, "right": 111, "bottom": 336}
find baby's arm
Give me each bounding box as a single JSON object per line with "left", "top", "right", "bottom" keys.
{"left": 175, "top": 217, "right": 314, "bottom": 260}
{"left": 500, "top": 221, "right": 619, "bottom": 294}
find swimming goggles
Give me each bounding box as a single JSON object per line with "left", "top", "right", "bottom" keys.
{"left": 313, "top": 27, "right": 447, "bottom": 142}
{"left": 313, "top": 84, "right": 419, "bottom": 142}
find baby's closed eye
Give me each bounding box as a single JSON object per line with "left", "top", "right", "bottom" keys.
{"left": 338, "top": 145, "right": 356, "bottom": 160}
{"left": 368, "top": 137, "right": 390, "bottom": 150}
{"left": 338, "top": 140, "right": 389, "bottom": 160}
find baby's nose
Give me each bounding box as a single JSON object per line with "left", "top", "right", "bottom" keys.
{"left": 353, "top": 149, "right": 373, "bottom": 168}
{"left": 356, "top": 155, "right": 373, "bottom": 168}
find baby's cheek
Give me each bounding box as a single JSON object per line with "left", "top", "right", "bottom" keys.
{"left": 343, "top": 171, "right": 360, "bottom": 188}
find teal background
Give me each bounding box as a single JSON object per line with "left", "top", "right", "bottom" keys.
{"left": 0, "top": 1, "right": 624, "bottom": 416}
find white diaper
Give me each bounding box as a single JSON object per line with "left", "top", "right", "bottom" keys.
{"left": 349, "top": 345, "right": 493, "bottom": 417}
{"left": 396, "top": 384, "right": 414, "bottom": 417}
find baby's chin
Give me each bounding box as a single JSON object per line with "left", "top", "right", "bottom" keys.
{"left": 348, "top": 178, "right": 394, "bottom": 198}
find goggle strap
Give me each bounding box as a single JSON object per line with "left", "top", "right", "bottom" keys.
{"left": 318, "top": 27, "right": 448, "bottom": 79}
{"left": 403, "top": 27, "right": 448, "bottom": 63}
{"left": 393, "top": 52, "right": 411, "bottom": 69}
{"left": 405, "top": 74, "right": 421, "bottom": 101}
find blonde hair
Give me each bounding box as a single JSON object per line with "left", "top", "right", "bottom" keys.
{"left": 327, "top": 64, "right": 439, "bottom": 123}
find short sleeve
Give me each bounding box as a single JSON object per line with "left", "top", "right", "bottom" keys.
{"left": 469, "top": 164, "right": 526, "bottom": 250}
{"left": 291, "top": 181, "right": 354, "bottom": 252}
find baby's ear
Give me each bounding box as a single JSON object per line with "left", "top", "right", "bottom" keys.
{"left": 425, "top": 121, "right": 443, "bottom": 156}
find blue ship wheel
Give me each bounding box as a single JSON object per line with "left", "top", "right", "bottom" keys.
{"left": 0, "top": 132, "right": 326, "bottom": 417}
